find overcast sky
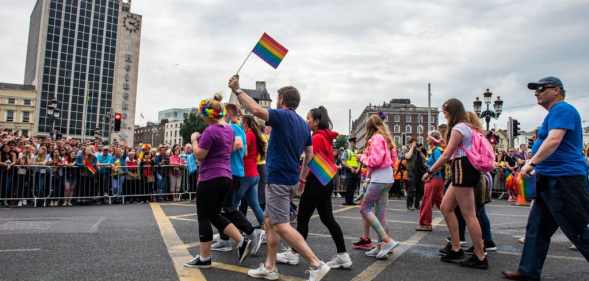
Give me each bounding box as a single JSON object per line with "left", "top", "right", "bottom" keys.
{"left": 1, "top": 0, "right": 588, "bottom": 133}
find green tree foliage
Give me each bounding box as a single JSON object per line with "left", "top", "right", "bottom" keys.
{"left": 180, "top": 112, "right": 208, "bottom": 144}
{"left": 334, "top": 135, "right": 348, "bottom": 150}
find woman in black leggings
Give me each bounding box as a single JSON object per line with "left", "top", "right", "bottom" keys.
{"left": 276, "top": 106, "right": 351, "bottom": 269}
{"left": 184, "top": 97, "right": 253, "bottom": 269}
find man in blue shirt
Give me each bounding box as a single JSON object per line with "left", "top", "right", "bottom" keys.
{"left": 503, "top": 77, "right": 589, "bottom": 281}
{"left": 230, "top": 75, "right": 331, "bottom": 281}
{"left": 96, "top": 146, "right": 114, "bottom": 198}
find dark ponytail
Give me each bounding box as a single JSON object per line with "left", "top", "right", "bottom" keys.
{"left": 309, "top": 106, "right": 333, "bottom": 130}
{"left": 242, "top": 115, "right": 266, "bottom": 159}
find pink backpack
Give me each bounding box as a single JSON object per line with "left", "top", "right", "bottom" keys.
{"left": 462, "top": 127, "right": 495, "bottom": 172}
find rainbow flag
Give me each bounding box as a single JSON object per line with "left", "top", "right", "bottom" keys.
{"left": 308, "top": 153, "right": 337, "bottom": 186}
{"left": 252, "top": 33, "right": 288, "bottom": 69}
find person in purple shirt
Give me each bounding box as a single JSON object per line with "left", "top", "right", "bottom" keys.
{"left": 184, "top": 97, "right": 252, "bottom": 269}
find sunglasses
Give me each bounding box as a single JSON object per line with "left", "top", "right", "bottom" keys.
{"left": 535, "top": 85, "right": 557, "bottom": 93}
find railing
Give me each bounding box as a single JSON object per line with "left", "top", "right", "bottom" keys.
{"left": 0, "top": 164, "right": 198, "bottom": 207}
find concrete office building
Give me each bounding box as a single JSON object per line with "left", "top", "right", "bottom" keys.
{"left": 24, "top": 0, "right": 141, "bottom": 144}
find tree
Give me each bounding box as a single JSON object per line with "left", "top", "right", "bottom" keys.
{"left": 180, "top": 112, "right": 208, "bottom": 144}
{"left": 334, "top": 135, "right": 348, "bottom": 150}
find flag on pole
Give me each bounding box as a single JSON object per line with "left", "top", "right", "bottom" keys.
{"left": 252, "top": 33, "right": 288, "bottom": 69}
{"left": 308, "top": 153, "right": 337, "bottom": 186}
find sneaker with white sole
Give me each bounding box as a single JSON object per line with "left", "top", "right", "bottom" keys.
{"left": 277, "top": 248, "right": 300, "bottom": 265}
{"left": 249, "top": 229, "right": 265, "bottom": 256}
{"left": 213, "top": 233, "right": 220, "bottom": 241}
{"left": 248, "top": 263, "right": 279, "bottom": 280}
{"left": 376, "top": 240, "right": 400, "bottom": 259}
{"left": 184, "top": 255, "right": 212, "bottom": 269}
{"left": 237, "top": 238, "right": 253, "bottom": 264}
{"left": 211, "top": 239, "right": 233, "bottom": 252}
{"left": 306, "top": 262, "right": 330, "bottom": 281}
{"left": 326, "top": 253, "right": 352, "bottom": 269}
{"left": 365, "top": 245, "right": 381, "bottom": 257}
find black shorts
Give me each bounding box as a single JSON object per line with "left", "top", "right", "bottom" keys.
{"left": 451, "top": 157, "right": 480, "bottom": 187}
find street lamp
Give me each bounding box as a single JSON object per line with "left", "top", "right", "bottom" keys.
{"left": 47, "top": 97, "right": 60, "bottom": 139}
{"left": 473, "top": 88, "right": 502, "bottom": 131}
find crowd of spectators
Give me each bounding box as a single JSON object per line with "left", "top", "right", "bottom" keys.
{"left": 0, "top": 129, "right": 198, "bottom": 207}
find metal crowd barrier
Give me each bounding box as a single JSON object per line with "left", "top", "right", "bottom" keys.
{"left": 0, "top": 164, "right": 198, "bottom": 207}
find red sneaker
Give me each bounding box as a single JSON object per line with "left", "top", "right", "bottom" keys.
{"left": 352, "top": 237, "right": 373, "bottom": 250}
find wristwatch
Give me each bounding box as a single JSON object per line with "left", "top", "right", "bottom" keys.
{"left": 233, "top": 88, "right": 242, "bottom": 96}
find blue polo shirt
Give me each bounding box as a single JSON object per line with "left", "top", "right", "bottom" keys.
{"left": 531, "top": 101, "right": 588, "bottom": 176}
{"left": 266, "top": 109, "right": 312, "bottom": 185}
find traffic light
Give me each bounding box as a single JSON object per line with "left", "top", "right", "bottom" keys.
{"left": 114, "top": 112, "right": 122, "bottom": 132}
{"left": 511, "top": 119, "right": 520, "bottom": 138}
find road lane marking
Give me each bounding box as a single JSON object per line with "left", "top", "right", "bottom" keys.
{"left": 0, "top": 248, "right": 41, "bottom": 253}
{"left": 89, "top": 216, "right": 106, "bottom": 233}
{"left": 212, "top": 262, "right": 304, "bottom": 281}
{"left": 150, "top": 203, "right": 207, "bottom": 281}
{"left": 350, "top": 216, "right": 445, "bottom": 281}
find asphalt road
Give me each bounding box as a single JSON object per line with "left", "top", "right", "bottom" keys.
{"left": 1, "top": 198, "right": 587, "bottom": 281}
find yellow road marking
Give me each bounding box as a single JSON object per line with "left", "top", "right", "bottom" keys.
{"left": 350, "top": 216, "right": 445, "bottom": 281}
{"left": 150, "top": 203, "right": 207, "bottom": 281}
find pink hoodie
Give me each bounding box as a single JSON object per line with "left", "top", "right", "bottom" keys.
{"left": 361, "top": 134, "right": 393, "bottom": 171}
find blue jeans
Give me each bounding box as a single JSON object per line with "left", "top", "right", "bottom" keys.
{"left": 112, "top": 176, "right": 125, "bottom": 196}
{"left": 518, "top": 175, "right": 589, "bottom": 279}
{"left": 234, "top": 176, "right": 264, "bottom": 226}
{"left": 477, "top": 206, "right": 493, "bottom": 242}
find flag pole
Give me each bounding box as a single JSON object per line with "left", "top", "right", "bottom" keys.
{"left": 236, "top": 51, "right": 253, "bottom": 75}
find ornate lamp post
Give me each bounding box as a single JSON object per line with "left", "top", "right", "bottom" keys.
{"left": 473, "top": 88, "right": 503, "bottom": 131}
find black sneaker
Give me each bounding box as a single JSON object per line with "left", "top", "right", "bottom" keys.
{"left": 459, "top": 254, "right": 489, "bottom": 269}
{"left": 484, "top": 240, "right": 497, "bottom": 252}
{"left": 238, "top": 238, "right": 253, "bottom": 264}
{"left": 184, "top": 256, "right": 212, "bottom": 268}
{"left": 440, "top": 249, "right": 465, "bottom": 263}
{"left": 439, "top": 242, "right": 452, "bottom": 255}
{"left": 464, "top": 246, "right": 487, "bottom": 255}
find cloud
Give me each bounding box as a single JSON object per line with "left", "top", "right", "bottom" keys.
{"left": 2, "top": 0, "right": 588, "bottom": 134}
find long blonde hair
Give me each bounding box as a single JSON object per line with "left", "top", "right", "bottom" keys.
{"left": 465, "top": 112, "right": 483, "bottom": 132}
{"left": 366, "top": 114, "right": 395, "bottom": 150}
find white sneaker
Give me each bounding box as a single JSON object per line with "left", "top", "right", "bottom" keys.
{"left": 213, "top": 233, "right": 220, "bottom": 242}
{"left": 326, "top": 253, "right": 352, "bottom": 269}
{"left": 376, "top": 240, "right": 400, "bottom": 259}
{"left": 249, "top": 229, "right": 265, "bottom": 256}
{"left": 306, "top": 262, "right": 330, "bottom": 281}
{"left": 248, "top": 263, "right": 279, "bottom": 280}
{"left": 211, "top": 239, "right": 233, "bottom": 252}
{"left": 277, "top": 248, "right": 300, "bottom": 265}
{"left": 17, "top": 200, "right": 23, "bottom": 207}
{"left": 365, "top": 245, "right": 380, "bottom": 257}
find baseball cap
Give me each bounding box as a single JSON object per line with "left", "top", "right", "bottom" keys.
{"left": 527, "top": 76, "right": 564, "bottom": 91}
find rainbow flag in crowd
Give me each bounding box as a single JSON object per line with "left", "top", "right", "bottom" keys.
{"left": 84, "top": 159, "right": 96, "bottom": 175}
{"left": 252, "top": 33, "right": 288, "bottom": 69}
{"left": 308, "top": 154, "right": 337, "bottom": 186}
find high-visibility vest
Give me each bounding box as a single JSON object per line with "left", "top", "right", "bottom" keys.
{"left": 344, "top": 149, "right": 360, "bottom": 169}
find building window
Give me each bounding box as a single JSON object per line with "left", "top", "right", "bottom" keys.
{"left": 22, "top": 112, "right": 30, "bottom": 123}
{"left": 405, "top": 135, "right": 412, "bottom": 145}
{"left": 405, "top": 125, "right": 412, "bottom": 133}
{"left": 418, "top": 115, "right": 424, "bottom": 124}
{"left": 8, "top": 97, "right": 15, "bottom": 104}
{"left": 24, "top": 99, "right": 32, "bottom": 106}
{"left": 6, "top": 111, "right": 14, "bottom": 122}
{"left": 393, "top": 115, "right": 400, "bottom": 122}
{"left": 393, "top": 124, "right": 400, "bottom": 133}
{"left": 21, "top": 129, "right": 29, "bottom": 137}
{"left": 406, "top": 115, "right": 412, "bottom": 123}
{"left": 394, "top": 135, "right": 401, "bottom": 145}
{"left": 418, "top": 136, "right": 424, "bottom": 144}
{"left": 417, "top": 125, "right": 423, "bottom": 134}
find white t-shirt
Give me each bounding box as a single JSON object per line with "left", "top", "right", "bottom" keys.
{"left": 370, "top": 166, "right": 394, "bottom": 184}
{"left": 451, "top": 122, "right": 472, "bottom": 160}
